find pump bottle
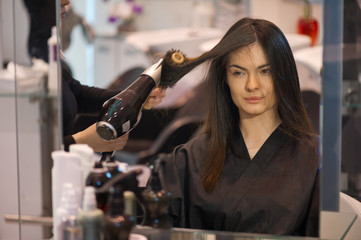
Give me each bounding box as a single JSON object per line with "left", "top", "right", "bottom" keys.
{"left": 103, "top": 185, "right": 135, "bottom": 240}
{"left": 142, "top": 155, "right": 172, "bottom": 229}
{"left": 102, "top": 153, "right": 124, "bottom": 178}
{"left": 85, "top": 161, "right": 111, "bottom": 212}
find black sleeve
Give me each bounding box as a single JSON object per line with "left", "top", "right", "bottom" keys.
{"left": 62, "top": 66, "right": 119, "bottom": 115}
{"left": 63, "top": 135, "right": 76, "bottom": 152}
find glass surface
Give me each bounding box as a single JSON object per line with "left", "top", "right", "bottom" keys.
{"left": 0, "top": 0, "right": 61, "bottom": 239}
{"left": 0, "top": 0, "right": 19, "bottom": 239}
{"left": 16, "top": 0, "right": 61, "bottom": 236}
{"left": 340, "top": 0, "right": 361, "bottom": 203}
{"left": 2, "top": 0, "right": 361, "bottom": 239}
{"left": 132, "top": 223, "right": 357, "bottom": 240}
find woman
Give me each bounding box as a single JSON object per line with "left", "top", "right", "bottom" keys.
{"left": 160, "top": 18, "right": 319, "bottom": 236}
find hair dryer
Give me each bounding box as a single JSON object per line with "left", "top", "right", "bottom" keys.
{"left": 96, "top": 59, "right": 163, "bottom": 141}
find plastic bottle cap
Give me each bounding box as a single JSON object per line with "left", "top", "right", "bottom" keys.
{"left": 83, "top": 186, "right": 97, "bottom": 211}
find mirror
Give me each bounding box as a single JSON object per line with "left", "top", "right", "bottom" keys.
{"left": 65, "top": 0, "right": 327, "bottom": 237}
{"left": 0, "top": 0, "right": 61, "bottom": 239}
{"left": 1, "top": 0, "right": 360, "bottom": 239}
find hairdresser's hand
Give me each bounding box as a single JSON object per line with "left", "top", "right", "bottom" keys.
{"left": 72, "top": 123, "right": 129, "bottom": 152}
{"left": 144, "top": 87, "right": 166, "bottom": 110}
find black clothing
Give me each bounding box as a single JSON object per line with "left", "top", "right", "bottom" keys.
{"left": 23, "top": 0, "right": 55, "bottom": 62}
{"left": 161, "top": 126, "right": 319, "bottom": 236}
{"left": 62, "top": 67, "right": 119, "bottom": 150}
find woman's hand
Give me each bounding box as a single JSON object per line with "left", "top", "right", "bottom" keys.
{"left": 144, "top": 87, "right": 166, "bottom": 110}
{"left": 72, "top": 123, "right": 129, "bottom": 152}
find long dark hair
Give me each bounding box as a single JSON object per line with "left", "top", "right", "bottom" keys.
{"left": 201, "top": 18, "right": 315, "bottom": 192}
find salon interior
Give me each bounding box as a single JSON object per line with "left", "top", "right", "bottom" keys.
{"left": 1, "top": 0, "right": 361, "bottom": 239}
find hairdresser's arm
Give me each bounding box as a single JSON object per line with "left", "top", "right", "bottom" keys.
{"left": 71, "top": 87, "right": 166, "bottom": 152}
{"left": 69, "top": 76, "right": 166, "bottom": 113}
{"left": 72, "top": 124, "right": 129, "bottom": 152}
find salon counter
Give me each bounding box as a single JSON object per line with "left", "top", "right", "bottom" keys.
{"left": 132, "top": 226, "right": 316, "bottom": 240}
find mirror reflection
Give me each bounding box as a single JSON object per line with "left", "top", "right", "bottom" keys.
{"left": 1, "top": 0, "right": 361, "bottom": 239}
{"left": 1, "top": 0, "right": 61, "bottom": 239}
{"left": 63, "top": 0, "right": 321, "bottom": 236}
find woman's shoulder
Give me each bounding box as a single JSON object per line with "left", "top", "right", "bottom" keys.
{"left": 284, "top": 134, "right": 320, "bottom": 169}
{"left": 178, "top": 133, "right": 209, "bottom": 152}
{"left": 171, "top": 133, "right": 210, "bottom": 166}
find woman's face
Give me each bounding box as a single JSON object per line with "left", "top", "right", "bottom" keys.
{"left": 226, "top": 43, "right": 278, "bottom": 120}
{"left": 61, "top": 0, "right": 71, "bottom": 19}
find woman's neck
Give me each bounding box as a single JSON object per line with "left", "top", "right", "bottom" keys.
{"left": 240, "top": 113, "right": 282, "bottom": 159}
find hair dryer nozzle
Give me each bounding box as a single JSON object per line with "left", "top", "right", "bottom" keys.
{"left": 141, "top": 58, "right": 163, "bottom": 85}
{"left": 96, "top": 121, "right": 117, "bottom": 141}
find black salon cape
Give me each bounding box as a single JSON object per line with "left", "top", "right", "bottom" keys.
{"left": 161, "top": 126, "right": 319, "bottom": 237}
{"left": 62, "top": 67, "right": 119, "bottom": 150}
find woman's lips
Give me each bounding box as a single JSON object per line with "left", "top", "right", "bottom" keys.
{"left": 245, "top": 96, "right": 263, "bottom": 103}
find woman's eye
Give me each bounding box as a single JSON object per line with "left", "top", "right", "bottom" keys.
{"left": 233, "top": 71, "right": 245, "bottom": 76}
{"left": 261, "top": 68, "right": 271, "bottom": 74}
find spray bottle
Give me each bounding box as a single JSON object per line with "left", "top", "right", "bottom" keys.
{"left": 53, "top": 183, "right": 74, "bottom": 240}
{"left": 78, "top": 186, "right": 104, "bottom": 240}
{"left": 62, "top": 188, "right": 83, "bottom": 240}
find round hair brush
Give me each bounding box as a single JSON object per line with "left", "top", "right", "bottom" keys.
{"left": 159, "top": 49, "right": 210, "bottom": 88}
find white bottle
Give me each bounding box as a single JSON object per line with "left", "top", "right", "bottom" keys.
{"left": 69, "top": 144, "right": 94, "bottom": 186}
{"left": 52, "top": 150, "right": 83, "bottom": 215}
{"left": 78, "top": 186, "right": 104, "bottom": 240}
{"left": 47, "top": 26, "right": 58, "bottom": 94}
{"left": 63, "top": 189, "right": 83, "bottom": 240}
{"left": 53, "top": 183, "right": 74, "bottom": 240}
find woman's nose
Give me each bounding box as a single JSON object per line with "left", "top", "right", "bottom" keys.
{"left": 245, "top": 74, "right": 259, "bottom": 91}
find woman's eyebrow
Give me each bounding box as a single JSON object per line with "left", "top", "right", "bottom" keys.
{"left": 229, "top": 63, "right": 270, "bottom": 70}
{"left": 257, "top": 64, "right": 270, "bottom": 69}
{"left": 229, "top": 64, "right": 247, "bottom": 71}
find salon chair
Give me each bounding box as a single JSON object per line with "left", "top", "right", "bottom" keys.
{"left": 114, "top": 80, "right": 208, "bottom": 164}
{"left": 114, "top": 115, "right": 204, "bottom": 165}
{"left": 120, "top": 79, "right": 208, "bottom": 154}
{"left": 339, "top": 192, "right": 361, "bottom": 239}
